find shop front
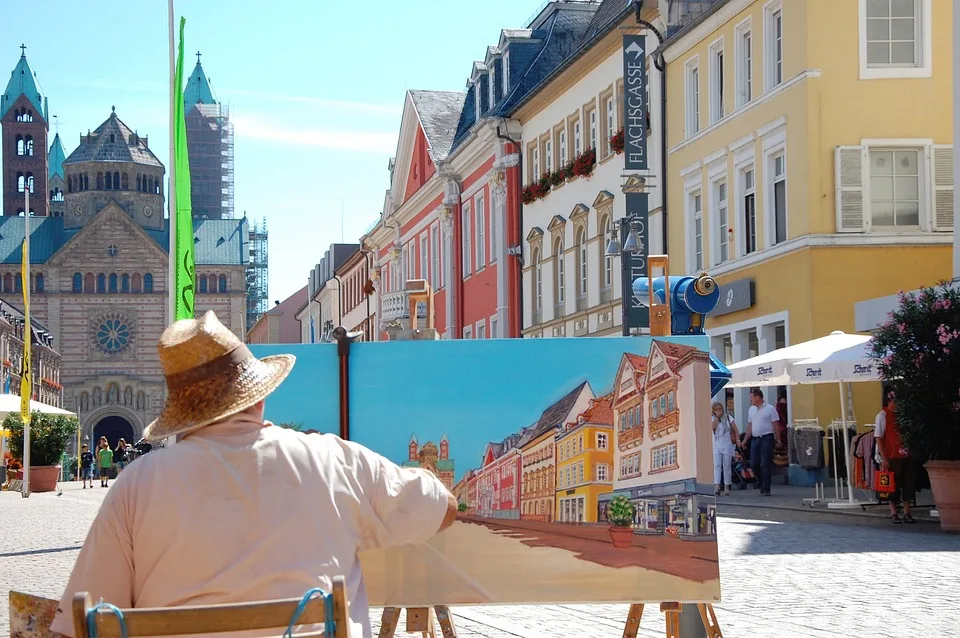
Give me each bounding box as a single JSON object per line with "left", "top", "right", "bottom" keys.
{"left": 598, "top": 479, "right": 717, "bottom": 542}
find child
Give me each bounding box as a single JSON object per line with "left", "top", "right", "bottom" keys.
{"left": 97, "top": 441, "right": 113, "bottom": 488}
{"left": 80, "top": 444, "right": 94, "bottom": 489}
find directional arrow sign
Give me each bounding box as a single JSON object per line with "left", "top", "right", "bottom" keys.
{"left": 625, "top": 41, "right": 644, "bottom": 57}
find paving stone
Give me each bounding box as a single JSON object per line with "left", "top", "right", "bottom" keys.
{"left": 2, "top": 483, "right": 960, "bottom": 636}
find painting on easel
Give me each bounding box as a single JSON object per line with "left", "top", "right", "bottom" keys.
{"left": 252, "top": 335, "right": 721, "bottom": 607}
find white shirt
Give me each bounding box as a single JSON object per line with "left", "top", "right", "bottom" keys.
{"left": 50, "top": 416, "right": 450, "bottom": 638}
{"left": 712, "top": 414, "right": 737, "bottom": 453}
{"left": 874, "top": 409, "right": 887, "bottom": 439}
{"left": 748, "top": 402, "right": 779, "bottom": 437}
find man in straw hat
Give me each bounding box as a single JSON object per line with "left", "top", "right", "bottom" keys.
{"left": 50, "top": 311, "right": 458, "bottom": 638}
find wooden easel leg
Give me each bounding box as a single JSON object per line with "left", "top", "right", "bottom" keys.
{"left": 433, "top": 605, "right": 457, "bottom": 638}
{"left": 622, "top": 603, "right": 645, "bottom": 638}
{"left": 696, "top": 603, "right": 723, "bottom": 638}
{"left": 378, "top": 607, "right": 401, "bottom": 638}
{"left": 660, "top": 603, "right": 680, "bottom": 638}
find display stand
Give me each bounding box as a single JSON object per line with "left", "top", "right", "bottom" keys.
{"left": 624, "top": 256, "right": 724, "bottom": 638}
{"left": 378, "top": 606, "right": 456, "bottom": 638}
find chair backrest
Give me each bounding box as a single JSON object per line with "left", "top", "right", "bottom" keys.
{"left": 73, "top": 576, "right": 348, "bottom": 638}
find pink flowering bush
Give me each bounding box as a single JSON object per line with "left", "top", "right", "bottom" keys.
{"left": 869, "top": 282, "right": 960, "bottom": 460}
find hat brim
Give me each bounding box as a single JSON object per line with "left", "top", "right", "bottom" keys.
{"left": 143, "top": 354, "right": 295, "bottom": 442}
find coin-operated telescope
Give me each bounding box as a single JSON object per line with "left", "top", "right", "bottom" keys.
{"left": 632, "top": 255, "right": 730, "bottom": 396}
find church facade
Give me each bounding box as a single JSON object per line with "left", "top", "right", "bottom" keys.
{"left": 0, "top": 49, "right": 248, "bottom": 447}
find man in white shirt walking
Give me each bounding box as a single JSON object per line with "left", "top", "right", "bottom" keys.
{"left": 743, "top": 388, "right": 781, "bottom": 496}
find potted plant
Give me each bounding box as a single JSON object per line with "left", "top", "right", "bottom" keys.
{"left": 606, "top": 494, "right": 636, "bottom": 548}
{"left": 3, "top": 411, "right": 79, "bottom": 493}
{"left": 869, "top": 282, "right": 960, "bottom": 532}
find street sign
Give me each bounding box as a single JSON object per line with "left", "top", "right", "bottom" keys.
{"left": 622, "top": 34, "right": 648, "bottom": 171}
{"left": 620, "top": 192, "right": 650, "bottom": 333}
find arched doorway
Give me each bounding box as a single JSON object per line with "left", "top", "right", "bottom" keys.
{"left": 93, "top": 415, "right": 135, "bottom": 451}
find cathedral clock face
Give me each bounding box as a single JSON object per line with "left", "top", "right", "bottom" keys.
{"left": 143, "top": 206, "right": 153, "bottom": 218}
{"left": 74, "top": 206, "right": 83, "bottom": 216}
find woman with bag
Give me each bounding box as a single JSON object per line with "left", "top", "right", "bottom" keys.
{"left": 875, "top": 388, "right": 916, "bottom": 524}
{"left": 712, "top": 402, "right": 740, "bottom": 496}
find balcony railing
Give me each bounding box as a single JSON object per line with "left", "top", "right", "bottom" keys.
{"left": 650, "top": 411, "right": 680, "bottom": 440}
{"left": 618, "top": 425, "right": 644, "bottom": 449}
{"left": 381, "top": 290, "right": 428, "bottom": 323}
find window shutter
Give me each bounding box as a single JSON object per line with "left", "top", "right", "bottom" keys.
{"left": 835, "top": 146, "right": 866, "bottom": 233}
{"left": 932, "top": 144, "right": 954, "bottom": 232}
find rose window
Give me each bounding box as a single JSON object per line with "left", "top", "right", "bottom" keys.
{"left": 94, "top": 317, "right": 132, "bottom": 354}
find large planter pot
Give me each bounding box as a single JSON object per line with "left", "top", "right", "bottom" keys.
{"left": 926, "top": 460, "right": 960, "bottom": 533}
{"left": 27, "top": 466, "right": 60, "bottom": 493}
{"left": 608, "top": 525, "right": 634, "bottom": 548}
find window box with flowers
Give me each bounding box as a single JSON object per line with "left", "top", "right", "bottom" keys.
{"left": 610, "top": 128, "right": 625, "bottom": 155}
{"left": 571, "top": 148, "right": 597, "bottom": 178}
{"left": 870, "top": 282, "right": 960, "bottom": 533}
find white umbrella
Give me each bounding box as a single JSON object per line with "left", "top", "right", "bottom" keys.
{"left": 726, "top": 331, "right": 872, "bottom": 388}
{"left": 789, "top": 337, "right": 879, "bottom": 384}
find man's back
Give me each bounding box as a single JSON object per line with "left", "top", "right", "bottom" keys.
{"left": 50, "top": 419, "right": 450, "bottom": 638}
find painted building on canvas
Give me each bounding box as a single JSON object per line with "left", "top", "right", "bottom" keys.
{"left": 554, "top": 392, "right": 615, "bottom": 523}
{"left": 519, "top": 381, "right": 594, "bottom": 522}
{"left": 403, "top": 433, "right": 454, "bottom": 490}
{"left": 601, "top": 341, "right": 716, "bottom": 540}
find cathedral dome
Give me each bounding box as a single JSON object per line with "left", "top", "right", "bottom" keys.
{"left": 63, "top": 107, "right": 163, "bottom": 169}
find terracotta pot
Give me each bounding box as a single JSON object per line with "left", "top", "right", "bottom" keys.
{"left": 28, "top": 466, "right": 60, "bottom": 493}
{"left": 608, "top": 525, "right": 634, "bottom": 548}
{"left": 925, "top": 460, "right": 960, "bottom": 533}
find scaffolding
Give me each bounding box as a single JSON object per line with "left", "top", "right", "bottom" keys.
{"left": 221, "top": 104, "right": 235, "bottom": 218}
{"left": 187, "top": 102, "right": 233, "bottom": 219}
{"left": 246, "top": 215, "right": 269, "bottom": 330}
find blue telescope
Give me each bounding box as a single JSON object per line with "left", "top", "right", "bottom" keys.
{"left": 632, "top": 272, "right": 731, "bottom": 396}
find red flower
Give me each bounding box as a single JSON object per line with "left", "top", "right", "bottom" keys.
{"left": 610, "top": 128, "right": 625, "bottom": 154}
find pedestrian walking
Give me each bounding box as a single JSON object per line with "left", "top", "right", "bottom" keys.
{"left": 79, "top": 444, "right": 94, "bottom": 489}
{"left": 96, "top": 437, "right": 113, "bottom": 488}
{"left": 50, "top": 311, "right": 457, "bottom": 638}
{"left": 875, "top": 387, "right": 917, "bottom": 524}
{"left": 114, "top": 438, "right": 128, "bottom": 473}
{"left": 743, "top": 388, "right": 780, "bottom": 496}
{"left": 711, "top": 402, "right": 739, "bottom": 496}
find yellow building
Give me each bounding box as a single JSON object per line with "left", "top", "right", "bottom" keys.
{"left": 662, "top": 0, "right": 954, "bottom": 429}
{"left": 554, "top": 394, "right": 615, "bottom": 523}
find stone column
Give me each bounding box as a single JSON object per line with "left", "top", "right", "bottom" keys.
{"left": 731, "top": 330, "right": 751, "bottom": 425}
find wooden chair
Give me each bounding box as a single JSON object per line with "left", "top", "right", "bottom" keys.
{"left": 72, "top": 576, "right": 348, "bottom": 637}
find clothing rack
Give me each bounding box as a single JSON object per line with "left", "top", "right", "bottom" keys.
{"left": 794, "top": 419, "right": 826, "bottom": 507}
{"left": 827, "top": 420, "right": 857, "bottom": 502}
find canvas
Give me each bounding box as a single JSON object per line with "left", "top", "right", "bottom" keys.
{"left": 250, "top": 336, "right": 721, "bottom": 606}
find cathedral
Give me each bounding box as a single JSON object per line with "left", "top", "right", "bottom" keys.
{"left": 0, "top": 47, "right": 250, "bottom": 447}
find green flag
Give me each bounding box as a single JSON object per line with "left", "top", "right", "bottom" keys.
{"left": 173, "top": 16, "right": 195, "bottom": 321}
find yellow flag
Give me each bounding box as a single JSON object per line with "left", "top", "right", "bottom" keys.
{"left": 20, "top": 218, "right": 30, "bottom": 425}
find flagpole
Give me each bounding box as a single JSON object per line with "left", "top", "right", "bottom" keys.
{"left": 167, "top": 0, "right": 177, "bottom": 328}
{"left": 21, "top": 188, "right": 30, "bottom": 497}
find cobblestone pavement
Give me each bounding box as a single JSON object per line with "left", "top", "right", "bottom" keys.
{"left": 2, "top": 483, "right": 959, "bottom": 637}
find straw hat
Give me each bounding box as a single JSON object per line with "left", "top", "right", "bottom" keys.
{"left": 143, "top": 310, "right": 295, "bottom": 441}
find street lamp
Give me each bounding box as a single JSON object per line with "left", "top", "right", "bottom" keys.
{"left": 605, "top": 228, "right": 621, "bottom": 257}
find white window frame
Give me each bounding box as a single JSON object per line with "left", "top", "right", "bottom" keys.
{"left": 709, "top": 169, "right": 729, "bottom": 266}
{"left": 574, "top": 120, "right": 582, "bottom": 157}
{"left": 502, "top": 50, "right": 510, "bottom": 95}
{"left": 490, "top": 197, "right": 499, "bottom": 265}
{"left": 734, "top": 147, "right": 757, "bottom": 258}
{"left": 596, "top": 463, "right": 609, "bottom": 482}
{"left": 605, "top": 94, "right": 616, "bottom": 155}
{"left": 462, "top": 202, "right": 473, "bottom": 277}
{"left": 430, "top": 223, "right": 441, "bottom": 289}
{"left": 490, "top": 314, "right": 499, "bottom": 338}
{"left": 555, "top": 238, "right": 565, "bottom": 306}
{"left": 419, "top": 234, "right": 428, "bottom": 281}
{"left": 762, "top": 128, "right": 787, "bottom": 248}
{"left": 533, "top": 247, "right": 543, "bottom": 313}
{"left": 577, "top": 227, "right": 588, "bottom": 298}
{"left": 475, "top": 80, "right": 483, "bottom": 120}
{"left": 763, "top": 1, "right": 784, "bottom": 91}
{"left": 684, "top": 56, "right": 700, "bottom": 138}
{"left": 463, "top": 325, "right": 473, "bottom": 340}
{"left": 476, "top": 319, "right": 486, "bottom": 340}
{"left": 489, "top": 62, "right": 497, "bottom": 106}
{"left": 532, "top": 146, "right": 541, "bottom": 181}
{"left": 589, "top": 108, "right": 598, "bottom": 150}
{"left": 597, "top": 432, "right": 608, "bottom": 450}
{"left": 685, "top": 174, "right": 704, "bottom": 273}
{"left": 476, "top": 192, "right": 486, "bottom": 270}
{"left": 708, "top": 37, "right": 725, "bottom": 124}
{"left": 545, "top": 138, "right": 553, "bottom": 174}
{"left": 601, "top": 216, "right": 613, "bottom": 289}
{"left": 868, "top": 146, "right": 923, "bottom": 230}
{"left": 858, "top": 0, "right": 932, "bottom": 80}
{"left": 734, "top": 17, "right": 752, "bottom": 108}
{"left": 559, "top": 128, "right": 567, "bottom": 165}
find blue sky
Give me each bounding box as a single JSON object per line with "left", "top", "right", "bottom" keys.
{"left": 251, "top": 336, "right": 709, "bottom": 483}
{"left": 0, "top": 0, "right": 540, "bottom": 302}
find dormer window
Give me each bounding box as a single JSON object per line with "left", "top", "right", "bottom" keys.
{"left": 475, "top": 81, "right": 482, "bottom": 121}
{"left": 502, "top": 50, "right": 510, "bottom": 95}
{"left": 489, "top": 62, "right": 497, "bottom": 107}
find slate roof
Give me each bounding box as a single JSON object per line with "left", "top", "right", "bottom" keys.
{"left": 495, "top": 0, "right": 633, "bottom": 117}
{"left": 1, "top": 53, "right": 44, "bottom": 120}
{"left": 63, "top": 109, "right": 163, "bottom": 168}
{"left": 520, "top": 381, "right": 590, "bottom": 447}
{"left": 0, "top": 215, "right": 248, "bottom": 266}
{"left": 184, "top": 60, "right": 216, "bottom": 107}
{"left": 408, "top": 90, "right": 466, "bottom": 161}
{"left": 48, "top": 134, "right": 66, "bottom": 180}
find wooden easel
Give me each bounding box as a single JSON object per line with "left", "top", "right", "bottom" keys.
{"left": 378, "top": 606, "right": 456, "bottom": 638}
{"left": 622, "top": 256, "right": 724, "bottom": 638}
{"left": 377, "top": 292, "right": 456, "bottom": 637}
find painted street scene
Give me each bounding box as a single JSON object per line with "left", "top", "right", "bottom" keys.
{"left": 3, "top": 0, "right": 960, "bottom": 637}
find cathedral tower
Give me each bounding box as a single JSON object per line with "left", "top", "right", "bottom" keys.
{"left": 184, "top": 53, "right": 234, "bottom": 220}
{"left": 1, "top": 46, "right": 49, "bottom": 217}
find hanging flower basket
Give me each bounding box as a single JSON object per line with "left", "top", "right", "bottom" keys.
{"left": 610, "top": 128, "right": 625, "bottom": 155}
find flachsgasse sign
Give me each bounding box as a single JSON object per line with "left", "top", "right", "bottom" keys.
{"left": 622, "top": 34, "right": 648, "bottom": 171}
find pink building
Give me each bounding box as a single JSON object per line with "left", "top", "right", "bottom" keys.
{"left": 246, "top": 286, "right": 308, "bottom": 344}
